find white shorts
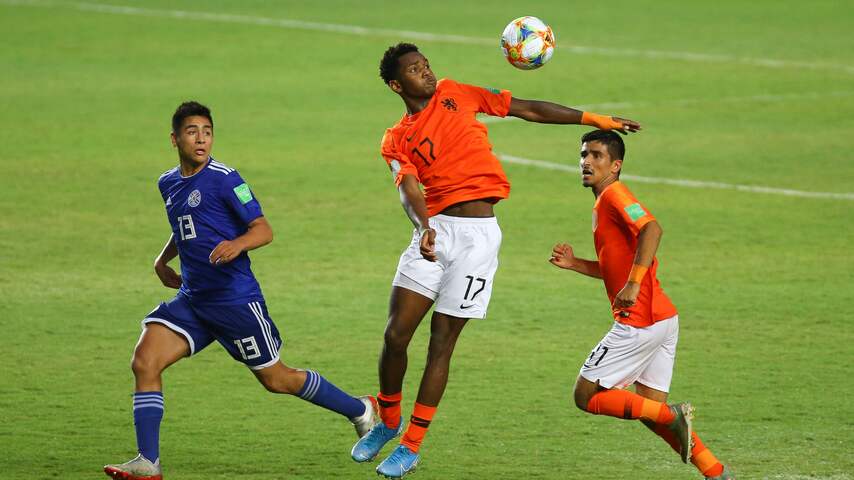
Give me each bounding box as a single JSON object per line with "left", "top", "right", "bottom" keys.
{"left": 579, "top": 315, "right": 679, "bottom": 392}
{"left": 392, "top": 214, "right": 502, "bottom": 319}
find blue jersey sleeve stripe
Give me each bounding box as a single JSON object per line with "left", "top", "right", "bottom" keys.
{"left": 210, "top": 159, "right": 235, "bottom": 172}
{"left": 208, "top": 164, "right": 232, "bottom": 175}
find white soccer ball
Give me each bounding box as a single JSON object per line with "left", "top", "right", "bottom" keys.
{"left": 500, "top": 16, "right": 555, "bottom": 70}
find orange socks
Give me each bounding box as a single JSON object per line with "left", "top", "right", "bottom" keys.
{"left": 690, "top": 433, "right": 725, "bottom": 478}
{"left": 587, "top": 390, "right": 724, "bottom": 478}
{"left": 377, "top": 391, "right": 402, "bottom": 430}
{"left": 650, "top": 422, "right": 724, "bottom": 477}
{"left": 400, "top": 402, "right": 437, "bottom": 453}
{"left": 586, "top": 389, "right": 675, "bottom": 424}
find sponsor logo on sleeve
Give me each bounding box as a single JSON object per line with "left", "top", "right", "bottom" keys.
{"left": 233, "top": 183, "right": 253, "bottom": 205}
{"left": 624, "top": 203, "right": 647, "bottom": 222}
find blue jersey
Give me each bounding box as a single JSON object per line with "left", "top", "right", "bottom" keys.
{"left": 158, "top": 158, "right": 265, "bottom": 305}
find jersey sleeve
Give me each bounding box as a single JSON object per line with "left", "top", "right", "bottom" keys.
{"left": 456, "top": 82, "right": 512, "bottom": 117}
{"left": 605, "top": 188, "right": 656, "bottom": 236}
{"left": 381, "top": 129, "right": 419, "bottom": 186}
{"left": 220, "top": 171, "right": 264, "bottom": 226}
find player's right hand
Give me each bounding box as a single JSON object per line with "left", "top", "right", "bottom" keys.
{"left": 154, "top": 262, "right": 182, "bottom": 289}
{"left": 549, "top": 243, "right": 576, "bottom": 269}
{"left": 420, "top": 228, "right": 437, "bottom": 262}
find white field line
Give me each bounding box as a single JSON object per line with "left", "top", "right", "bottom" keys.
{"left": 4, "top": 0, "right": 851, "bottom": 201}
{"left": 480, "top": 90, "right": 854, "bottom": 124}
{"left": 496, "top": 153, "right": 854, "bottom": 201}
{"left": 3, "top": 0, "right": 854, "bottom": 76}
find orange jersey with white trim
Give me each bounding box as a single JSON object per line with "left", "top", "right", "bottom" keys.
{"left": 593, "top": 182, "right": 678, "bottom": 327}
{"left": 381, "top": 78, "right": 512, "bottom": 216}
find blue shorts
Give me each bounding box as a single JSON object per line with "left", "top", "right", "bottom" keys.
{"left": 143, "top": 294, "right": 282, "bottom": 370}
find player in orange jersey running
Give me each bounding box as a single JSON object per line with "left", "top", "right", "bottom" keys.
{"left": 351, "top": 42, "right": 641, "bottom": 478}
{"left": 549, "top": 129, "right": 734, "bottom": 479}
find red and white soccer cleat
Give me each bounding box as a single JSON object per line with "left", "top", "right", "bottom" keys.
{"left": 104, "top": 453, "right": 162, "bottom": 480}
{"left": 351, "top": 395, "right": 379, "bottom": 438}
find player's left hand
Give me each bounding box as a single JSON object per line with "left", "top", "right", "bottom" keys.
{"left": 612, "top": 117, "right": 641, "bottom": 135}
{"left": 613, "top": 281, "right": 641, "bottom": 309}
{"left": 209, "top": 240, "right": 244, "bottom": 266}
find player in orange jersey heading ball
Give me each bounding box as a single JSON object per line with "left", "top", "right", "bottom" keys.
{"left": 351, "top": 42, "right": 640, "bottom": 478}
{"left": 550, "top": 130, "right": 733, "bottom": 479}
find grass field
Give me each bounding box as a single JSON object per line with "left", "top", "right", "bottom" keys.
{"left": 1, "top": 1, "right": 853, "bottom": 479}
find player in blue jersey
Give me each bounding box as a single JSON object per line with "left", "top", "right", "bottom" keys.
{"left": 104, "top": 101, "right": 377, "bottom": 480}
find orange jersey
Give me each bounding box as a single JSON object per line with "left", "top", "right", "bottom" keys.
{"left": 381, "top": 78, "right": 512, "bottom": 216}
{"left": 593, "top": 182, "right": 678, "bottom": 327}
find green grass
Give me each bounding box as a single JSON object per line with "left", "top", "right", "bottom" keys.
{"left": 1, "top": 1, "right": 852, "bottom": 478}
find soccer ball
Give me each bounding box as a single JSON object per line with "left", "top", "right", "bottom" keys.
{"left": 500, "top": 16, "right": 555, "bottom": 70}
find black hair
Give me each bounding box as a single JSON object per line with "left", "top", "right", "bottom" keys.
{"left": 379, "top": 43, "right": 420, "bottom": 84}
{"left": 172, "top": 101, "right": 213, "bottom": 133}
{"left": 581, "top": 129, "right": 625, "bottom": 161}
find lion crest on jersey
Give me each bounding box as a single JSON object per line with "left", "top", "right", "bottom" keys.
{"left": 188, "top": 189, "right": 202, "bottom": 207}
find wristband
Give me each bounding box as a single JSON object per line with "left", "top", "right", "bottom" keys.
{"left": 628, "top": 264, "right": 648, "bottom": 283}
{"left": 581, "top": 111, "right": 619, "bottom": 130}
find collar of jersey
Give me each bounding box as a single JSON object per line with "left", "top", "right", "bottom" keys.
{"left": 179, "top": 157, "right": 212, "bottom": 179}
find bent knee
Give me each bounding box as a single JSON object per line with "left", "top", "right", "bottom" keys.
{"left": 131, "top": 351, "right": 165, "bottom": 378}
{"left": 573, "top": 390, "right": 591, "bottom": 412}
{"left": 573, "top": 382, "right": 596, "bottom": 412}
{"left": 383, "top": 326, "right": 413, "bottom": 352}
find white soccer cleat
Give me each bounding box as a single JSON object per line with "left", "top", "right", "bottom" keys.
{"left": 351, "top": 395, "right": 379, "bottom": 438}
{"left": 104, "top": 453, "right": 162, "bottom": 480}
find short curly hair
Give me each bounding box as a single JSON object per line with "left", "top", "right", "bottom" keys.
{"left": 379, "top": 43, "right": 420, "bottom": 85}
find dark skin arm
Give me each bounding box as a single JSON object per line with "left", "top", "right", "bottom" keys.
{"left": 550, "top": 221, "right": 663, "bottom": 309}
{"left": 508, "top": 98, "right": 641, "bottom": 134}
{"left": 398, "top": 173, "right": 436, "bottom": 262}
{"left": 209, "top": 216, "right": 273, "bottom": 266}
{"left": 613, "top": 221, "right": 662, "bottom": 308}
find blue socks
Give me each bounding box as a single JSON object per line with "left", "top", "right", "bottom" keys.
{"left": 133, "top": 391, "right": 163, "bottom": 463}
{"left": 297, "top": 370, "right": 365, "bottom": 419}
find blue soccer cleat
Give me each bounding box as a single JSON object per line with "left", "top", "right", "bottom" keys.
{"left": 376, "top": 444, "right": 420, "bottom": 478}
{"left": 351, "top": 417, "right": 403, "bottom": 462}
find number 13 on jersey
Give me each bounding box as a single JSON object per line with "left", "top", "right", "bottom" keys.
{"left": 177, "top": 214, "right": 196, "bottom": 240}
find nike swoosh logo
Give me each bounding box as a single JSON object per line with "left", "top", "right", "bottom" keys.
{"left": 459, "top": 303, "right": 475, "bottom": 309}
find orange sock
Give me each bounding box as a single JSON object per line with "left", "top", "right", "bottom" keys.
{"left": 650, "top": 425, "right": 724, "bottom": 478}
{"left": 377, "top": 391, "right": 402, "bottom": 429}
{"left": 586, "top": 389, "right": 675, "bottom": 424}
{"left": 690, "top": 433, "right": 724, "bottom": 477}
{"left": 400, "top": 402, "right": 437, "bottom": 453}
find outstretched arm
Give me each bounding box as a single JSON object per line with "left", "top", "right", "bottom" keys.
{"left": 209, "top": 216, "right": 273, "bottom": 266}
{"left": 508, "top": 97, "right": 641, "bottom": 134}
{"left": 399, "top": 174, "right": 436, "bottom": 262}
{"left": 154, "top": 234, "right": 182, "bottom": 289}
{"left": 549, "top": 243, "right": 602, "bottom": 279}
{"left": 613, "top": 221, "right": 663, "bottom": 309}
